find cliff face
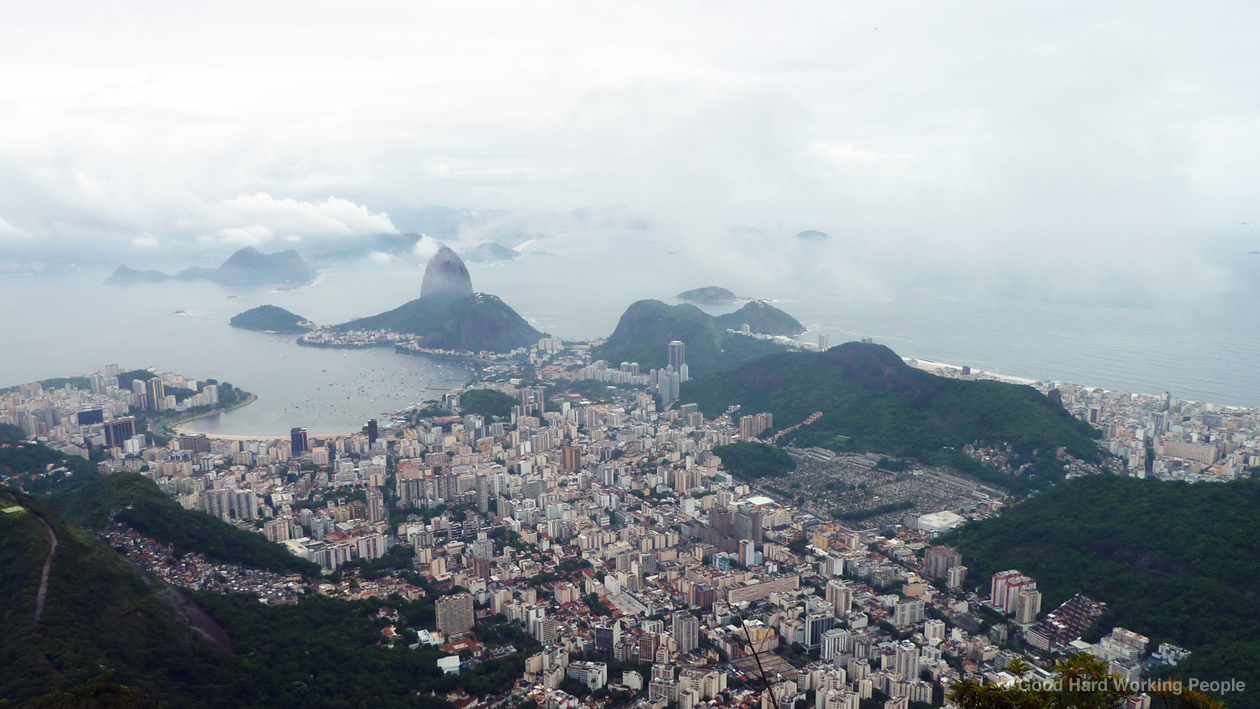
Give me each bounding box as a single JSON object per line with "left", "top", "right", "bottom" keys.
{"left": 420, "top": 246, "right": 474, "bottom": 299}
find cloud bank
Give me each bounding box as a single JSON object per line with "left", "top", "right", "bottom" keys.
{"left": 0, "top": 1, "right": 1256, "bottom": 299}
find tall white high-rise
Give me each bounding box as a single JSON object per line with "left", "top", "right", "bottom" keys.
{"left": 668, "top": 341, "right": 686, "bottom": 380}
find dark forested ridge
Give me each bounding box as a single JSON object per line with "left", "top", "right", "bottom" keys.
{"left": 682, "top": 342, "right": 1100, "bottom": 492}
{"left": 949, "top": 475, "right": 1260, "bottom": 709}
{"left": 592, "top": 299, "right": 793, "bottom": 376}
{"left": 0, "top": 487, "right": 537, "bottom": 708}
{"left": 0, "top": 489, "right": 226, "bottom": 707}
{"left": 49, "top": 472, "right": 321, "bottom": 577}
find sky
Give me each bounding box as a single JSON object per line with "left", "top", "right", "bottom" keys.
{"left": 1, "top": 1, "right": 1259, "bottom": 301}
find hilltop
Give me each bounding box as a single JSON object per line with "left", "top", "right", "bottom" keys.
{"left": 681, "top": 342, "right": 1100, "bottom": 492}
{"left": 714, "top": 300, "right": 805, "bottom": 336}
{"left": 676, "top": 286, "right": 737, "bottom": 304}
{"left": 106, "top": 247, "right": 318, "bottom": 288}
{"left": 334, "top": 246, "right": 541, "bottom": 352}
{"left": 229, "top": 304, "right": 313, "bottom": 333}
{"left": 49, "top": 473, "right": 320, "bottom": 577}
{"left": 949, "top": 475, "right": 1260, "bottom": 705}
{"left": 592, "top": 299, "right": 794, "bottom": 377}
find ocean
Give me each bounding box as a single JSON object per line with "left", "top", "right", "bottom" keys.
{"left": 2, "top": 231, "right": 1257, "bottom": 438}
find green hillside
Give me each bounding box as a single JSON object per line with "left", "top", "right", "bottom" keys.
{"left": 681, "top": 342, "right": 1100, "bottom": 492}
{"left": 460, "top": 388, "right": 517, "bottom": 419}
{"left": 0, "top": 488, "right": 227, "bottom": 707}
{"left": 949, "top": 475, "right": 1260, "bottom": 708}
{"left": 229, "top": 304, "right": 313, "bottom": 332}
{"left": 592, "top": 299, "right": 792, "bottom": 376}
{"left": 50, "top": 473, "right": 320, "bottom": 577}
{"left": 0, "top": 487, "right": 534, "bottom": 708}
{"left": 336, "top": 292, "right": 541, "bottom": 352}
{"left": 714, "top": 300, "right": 805, "bottom": 336}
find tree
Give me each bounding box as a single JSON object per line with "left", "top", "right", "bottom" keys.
{"left": 948, "top": 655, "right": 1223, "bottom": 709}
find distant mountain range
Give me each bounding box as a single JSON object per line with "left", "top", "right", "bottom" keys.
{"left": 681, "top": 342, "right": 1101, "bottom": 492}
{"left": 462, "top": 242, "right": 521, "bottom": 263}
{"left": 794, "top": 230, "right": 830, "bottom": 241}
{"left": 105, "top": 247, "right": 318, "bottom": 287}
{"left": 229, "top": 305, "right": 313, "bottom": 333}
{"left": 333, "top": 246, "right": 540, "bottom": 352}
{"left": 591, "top": 300, "right": 802, "bottom": 377}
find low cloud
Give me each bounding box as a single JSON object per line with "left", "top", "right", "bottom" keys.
{"left": 412, "top": 235, "right": 442, "bottom": 260}
{"left": 214, "top": 194, "right": 398, "bottom": 239}
{"left": 0, "top": 216, "right": 27, "bottom": 240}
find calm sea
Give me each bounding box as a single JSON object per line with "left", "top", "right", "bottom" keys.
{"left": 2, "top": 231, "right": 1257, "bottom": 439}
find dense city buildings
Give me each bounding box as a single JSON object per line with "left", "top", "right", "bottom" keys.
{"left": 1, "top": 343, "right": 1232, "bottom": 709}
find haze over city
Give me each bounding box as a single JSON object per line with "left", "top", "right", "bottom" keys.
{"left": 3, "top": 4, "right": 1260, "bottom": 709}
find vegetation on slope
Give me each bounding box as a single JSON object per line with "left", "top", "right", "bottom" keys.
{"left": 948, "top": 475, "right": 1260, "bottom": 709}
{"left": 459, "top": 388, "right": 517, "bottom": 419}
{"left": 714, "top": 300, "right": 805, "bottom": 336}
{"left": 1, "top": 489, "right": 542, "bottom": 708}
{"left": 713, "top": 441, "right": 796, "bottom": 480}
{"left": 682, "top": 342, "right": 1100, "bottom": 493}
{"left": 337, "top": 292, "right": 541, "bottom": 352}
{"left": 229, "top": 304, "right": 313, "bottom": 333}
{"left": 0, "top": 489, "right": 225, "bottom": 707}
{"left": 592, "top": 299, "right": 792, "bottom": 376}
{"left": 50, "top": 473, "right": 320, "bottom": 577}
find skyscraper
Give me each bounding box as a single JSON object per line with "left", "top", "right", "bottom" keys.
{"left": 366, "top": 488, "right": 385, "bottom": 523}
{"left": 818, "top": 334, "right": 830, "bottom": 351}
{"left": 924, "top": 545, "right": 962, "bottom": 579}
{"left": 672, "top": 612, "right": 699, "bottom": 654}
{"left": 367, "top": 419, "right": 378, "bottom": 446}
{"left": 103, "top": 417, "right": 136, "bottom": 447}
{"left": 668, "top": 341, "right": 686, "bottom": 380}
{"left": 144, "top": 378, "right": 165, "bottom": 411}
{"left": 436, "top": 593, "right": 475, "bottom": 636}
{"left": 291, "top": 427, "right": 308, "bottom": 455}
{"left": 826, "top": 579, "right": 854, "bottom": 616}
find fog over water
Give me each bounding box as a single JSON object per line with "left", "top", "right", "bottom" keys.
{"left": 3, "top": 2, "right": 1260, "bottom": 421}
{"left": 3, "top": 227, "right": 1258, "bottom": 439}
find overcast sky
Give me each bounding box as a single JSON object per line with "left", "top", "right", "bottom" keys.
{"left": 1, "top": 1, "right": 1258, "bottom": 299}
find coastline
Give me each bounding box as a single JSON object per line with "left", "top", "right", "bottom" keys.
{"left": 166, "top": 394, "right": 260, "bottom": 437}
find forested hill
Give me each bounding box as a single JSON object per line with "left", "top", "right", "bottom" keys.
{"left": 50, "top": 473, "right": 320, "bottom": 577}
{"left": 335, "top": 292, "right": 542, "bottom": 352}
{"left": 0, "top": 488, "right": 227, "bottom": 707}
{"left": 681, "top": 342, "right": 1100, "bottom": 491}
{"left": 592, "top": 299, "right": 794, "bottom": 376}
{"left": 0, "top": 487, "right": 533, "bottom": 708}
{"left": 230, "top": 304, "right": 313, "bottom": 333}
{"left": 949, "top": 475, "right": 1260, "bottom": 708}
